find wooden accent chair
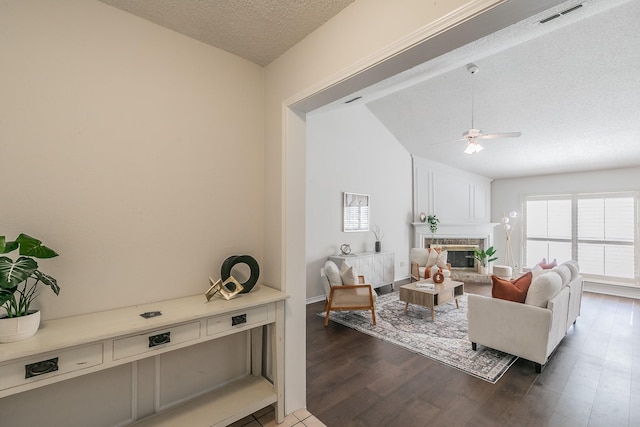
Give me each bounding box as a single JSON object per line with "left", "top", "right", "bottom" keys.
{"left": 410, "top": 248, "right": 452, "bottom": 282}
{"left": 321, "top": 260, "right": 377, "bottom": 327}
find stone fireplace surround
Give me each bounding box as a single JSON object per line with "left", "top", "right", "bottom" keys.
{"left": 413, "top": 222, "right": 498, "bottom": 282}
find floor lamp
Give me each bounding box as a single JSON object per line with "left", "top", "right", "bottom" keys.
{"left": 501, "top": 211, "right": 519, "bottom": 273}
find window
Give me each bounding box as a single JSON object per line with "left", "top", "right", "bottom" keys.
{"left": 524, "top": 192, "right": 638, "bottom": 284}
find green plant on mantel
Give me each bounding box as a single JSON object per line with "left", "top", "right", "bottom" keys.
{"left": 0, "top": 234, "right": 60, "bottom": 318}
{"left": 473, "top": 246, "right": 498, "bottom": 267}
{"left": 427, "top": 215, "right": 439, "bottom": 235}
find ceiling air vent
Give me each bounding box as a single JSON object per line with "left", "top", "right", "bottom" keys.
{"left": 539, "top": 3, "right": 584, "bottom": 24}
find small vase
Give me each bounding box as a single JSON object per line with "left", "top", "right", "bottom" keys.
{"left": 478, "top": 265, "right": 488, "bottom": 275}
{"left": 375, "top": 241, "right": 381, "bottom": 253}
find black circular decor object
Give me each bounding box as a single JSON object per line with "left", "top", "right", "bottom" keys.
{"left": 221, "top": 255, "right": 260, "bottom": 293}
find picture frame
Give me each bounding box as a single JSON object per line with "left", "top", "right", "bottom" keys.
{"left": 343, "top": 192, "right": 369, "bottom": 232}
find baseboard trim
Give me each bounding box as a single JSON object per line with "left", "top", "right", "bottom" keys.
{"left": 584, "top": 281, "right": 640, "bottom": 300}
{"left": 306, "top": 295, "right": 326, "bottom": 305}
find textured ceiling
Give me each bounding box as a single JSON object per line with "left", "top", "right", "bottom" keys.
{"left": 99, "top": 0, "right": 354, "bottom": 66}
{"left": 99, "top": 0, "right": 639, "bottom": 180}
{"left": 353, "top": 0, "right": 640, "bottom": 179}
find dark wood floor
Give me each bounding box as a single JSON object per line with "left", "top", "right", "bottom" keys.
{"left": 306, "top": 281, "right": 640, "bottom": 427}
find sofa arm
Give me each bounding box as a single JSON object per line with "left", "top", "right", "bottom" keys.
{"left": 467, "top": 294, "right": 553, "bottom": 365}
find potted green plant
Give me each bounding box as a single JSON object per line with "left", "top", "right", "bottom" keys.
{"left": 427, "top": 214, "right": 439, "bottom": 244}
{"left": 472, "top": 246, "right": 498, "bottom": 274}
{"left": 0, "top": 234, "right": 60, "bottom": 343}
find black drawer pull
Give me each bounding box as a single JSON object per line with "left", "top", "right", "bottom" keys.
{"left": 148, "top": 332, "right": 171, "bottom": 347}
{"left": 232, "top": 314, "right": 247, "bottom": 326}
{"left": 25, "top": 357, "right": 59, "bottom": 379}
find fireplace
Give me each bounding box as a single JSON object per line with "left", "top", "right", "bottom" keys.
{"left": 413, "top": 221, "right": 498, "bottom": 276}
{"left": 429, "top": 240, "right": 483, "bottom": 270}
{"left": 430, "top": 244, "right": 477, "bottom": 269}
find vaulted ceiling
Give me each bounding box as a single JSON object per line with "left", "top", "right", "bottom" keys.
{"left": 360, "top": 0, "right": 640, "bottom": 179}
{"left": 100, "top": 0, "right": 640, "bottom": 180}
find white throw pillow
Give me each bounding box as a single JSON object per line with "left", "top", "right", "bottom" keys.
{"left": 324, "top": 261, "right": 342, "bottom": 286}
{"left": 552, "top": 265, "right": 571, "bottom": 287}
{"left": 425, "top": 249, "right": 438, "bottom": 267}
{"left": 340, "top": 262, "right": 360, "bottom": 285}
{"left": 562, "top": 260, "right": 580, "bottom": 280}
{"left": 531, "top": 264, "right": 545, "bottom": 279}
{"left": 436, "top": 250, "right": 448, "bottom": 268}
{"left": 525, "top": 271, "right": 562, "bottom": 308}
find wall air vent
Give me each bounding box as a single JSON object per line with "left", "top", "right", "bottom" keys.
{"left": 539, "top": 3, "right": 584, "bottom": 24}
{"left": 344, "top": 96, "right": 362, "bottom": 104}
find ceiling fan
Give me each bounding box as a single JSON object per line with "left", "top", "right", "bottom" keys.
{"left": 461, "top": 64, "right": 521, "bottom": 154}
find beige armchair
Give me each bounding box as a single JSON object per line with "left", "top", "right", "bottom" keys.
{"left": 410, "top": 248, "right": 451, "bottom": 282}
{"left": 321, "top": 260, "right": 376, "bottom": 327}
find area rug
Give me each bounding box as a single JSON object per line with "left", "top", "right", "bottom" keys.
{"left": 319, "top": 292, "right": 517, "bottom": 383}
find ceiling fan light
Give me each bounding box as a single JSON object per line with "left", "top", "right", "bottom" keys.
{"left": 464, "top": 142, "right": 484, "bottom": 154}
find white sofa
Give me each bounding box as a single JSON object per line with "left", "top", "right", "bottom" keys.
{"left": 467, "top": 260, "right": 583, "bottom": 372}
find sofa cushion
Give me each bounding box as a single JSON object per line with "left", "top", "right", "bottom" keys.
{"left": 491, "top": 272, "right": 533, "bottom": 303}
{"left": 525, "top": 271, "right": 562, "bottom": 308}
{"left": 552, "top": 265, "right": 572, "bottom": 286}
{"left": 324, "top": 261, "right": 342, "bottom": 286}
{"left": 340, "top": 262, "right": 360, "bottom": 285}
{"left": 562, "top": 260, "right": 580, "bottom": 280}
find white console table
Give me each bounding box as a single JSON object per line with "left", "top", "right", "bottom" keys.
{"left": 330, "top": 251, "right": 395, "bottom": 290}
{"left": 0, "top": 285, "right": 288, "bottom": 426}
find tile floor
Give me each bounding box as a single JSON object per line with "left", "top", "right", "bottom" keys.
{"left": 229, "top": 406, "right": 326, "bottom": 427}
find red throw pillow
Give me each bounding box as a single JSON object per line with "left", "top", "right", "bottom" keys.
{"left": 491, "top": 272, "right": 533, "bottom": 303}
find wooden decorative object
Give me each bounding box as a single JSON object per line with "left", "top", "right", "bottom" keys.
{"left": 432, "top": 271, "right": 445, "bottom": 284}
{"left": 205, "top": 276, "right": 244, "bottom": 301}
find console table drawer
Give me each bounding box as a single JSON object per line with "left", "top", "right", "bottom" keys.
{"left": 113, "top": 322, "right": 200, "bottom": 360}
{"left": 0, "top": 343, "right": 103, "bottom": 391}
{"left": 206, "top": 305, "right": 270, "bottom": 337}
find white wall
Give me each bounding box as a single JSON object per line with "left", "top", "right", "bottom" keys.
{"left": 413, "top": 156, "right": 493, "bottom": 225}
{"left": 264, "top": 0, "right": 495, "bottom": 413}
{"left": 1, "top": 0, "right": 265, "bottom": 320}
{"left": 306, "top": 104, "right": 412, "bottom": 301}
{"left": 492, "top": 167, "right": 640, "bottom": 273}
{"left": 1, "top": 1, "right": 263, "bottom": 423}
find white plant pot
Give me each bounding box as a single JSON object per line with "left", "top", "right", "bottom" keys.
{"left": 478, "top": 266, "right": 488, "bottom": 275}
{"left": 0, "top": 310, "right": 41, "bottom": 343}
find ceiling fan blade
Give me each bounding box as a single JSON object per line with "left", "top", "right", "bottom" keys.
{"left": 480, "top": 132, "right": 521, "bottom": 140}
